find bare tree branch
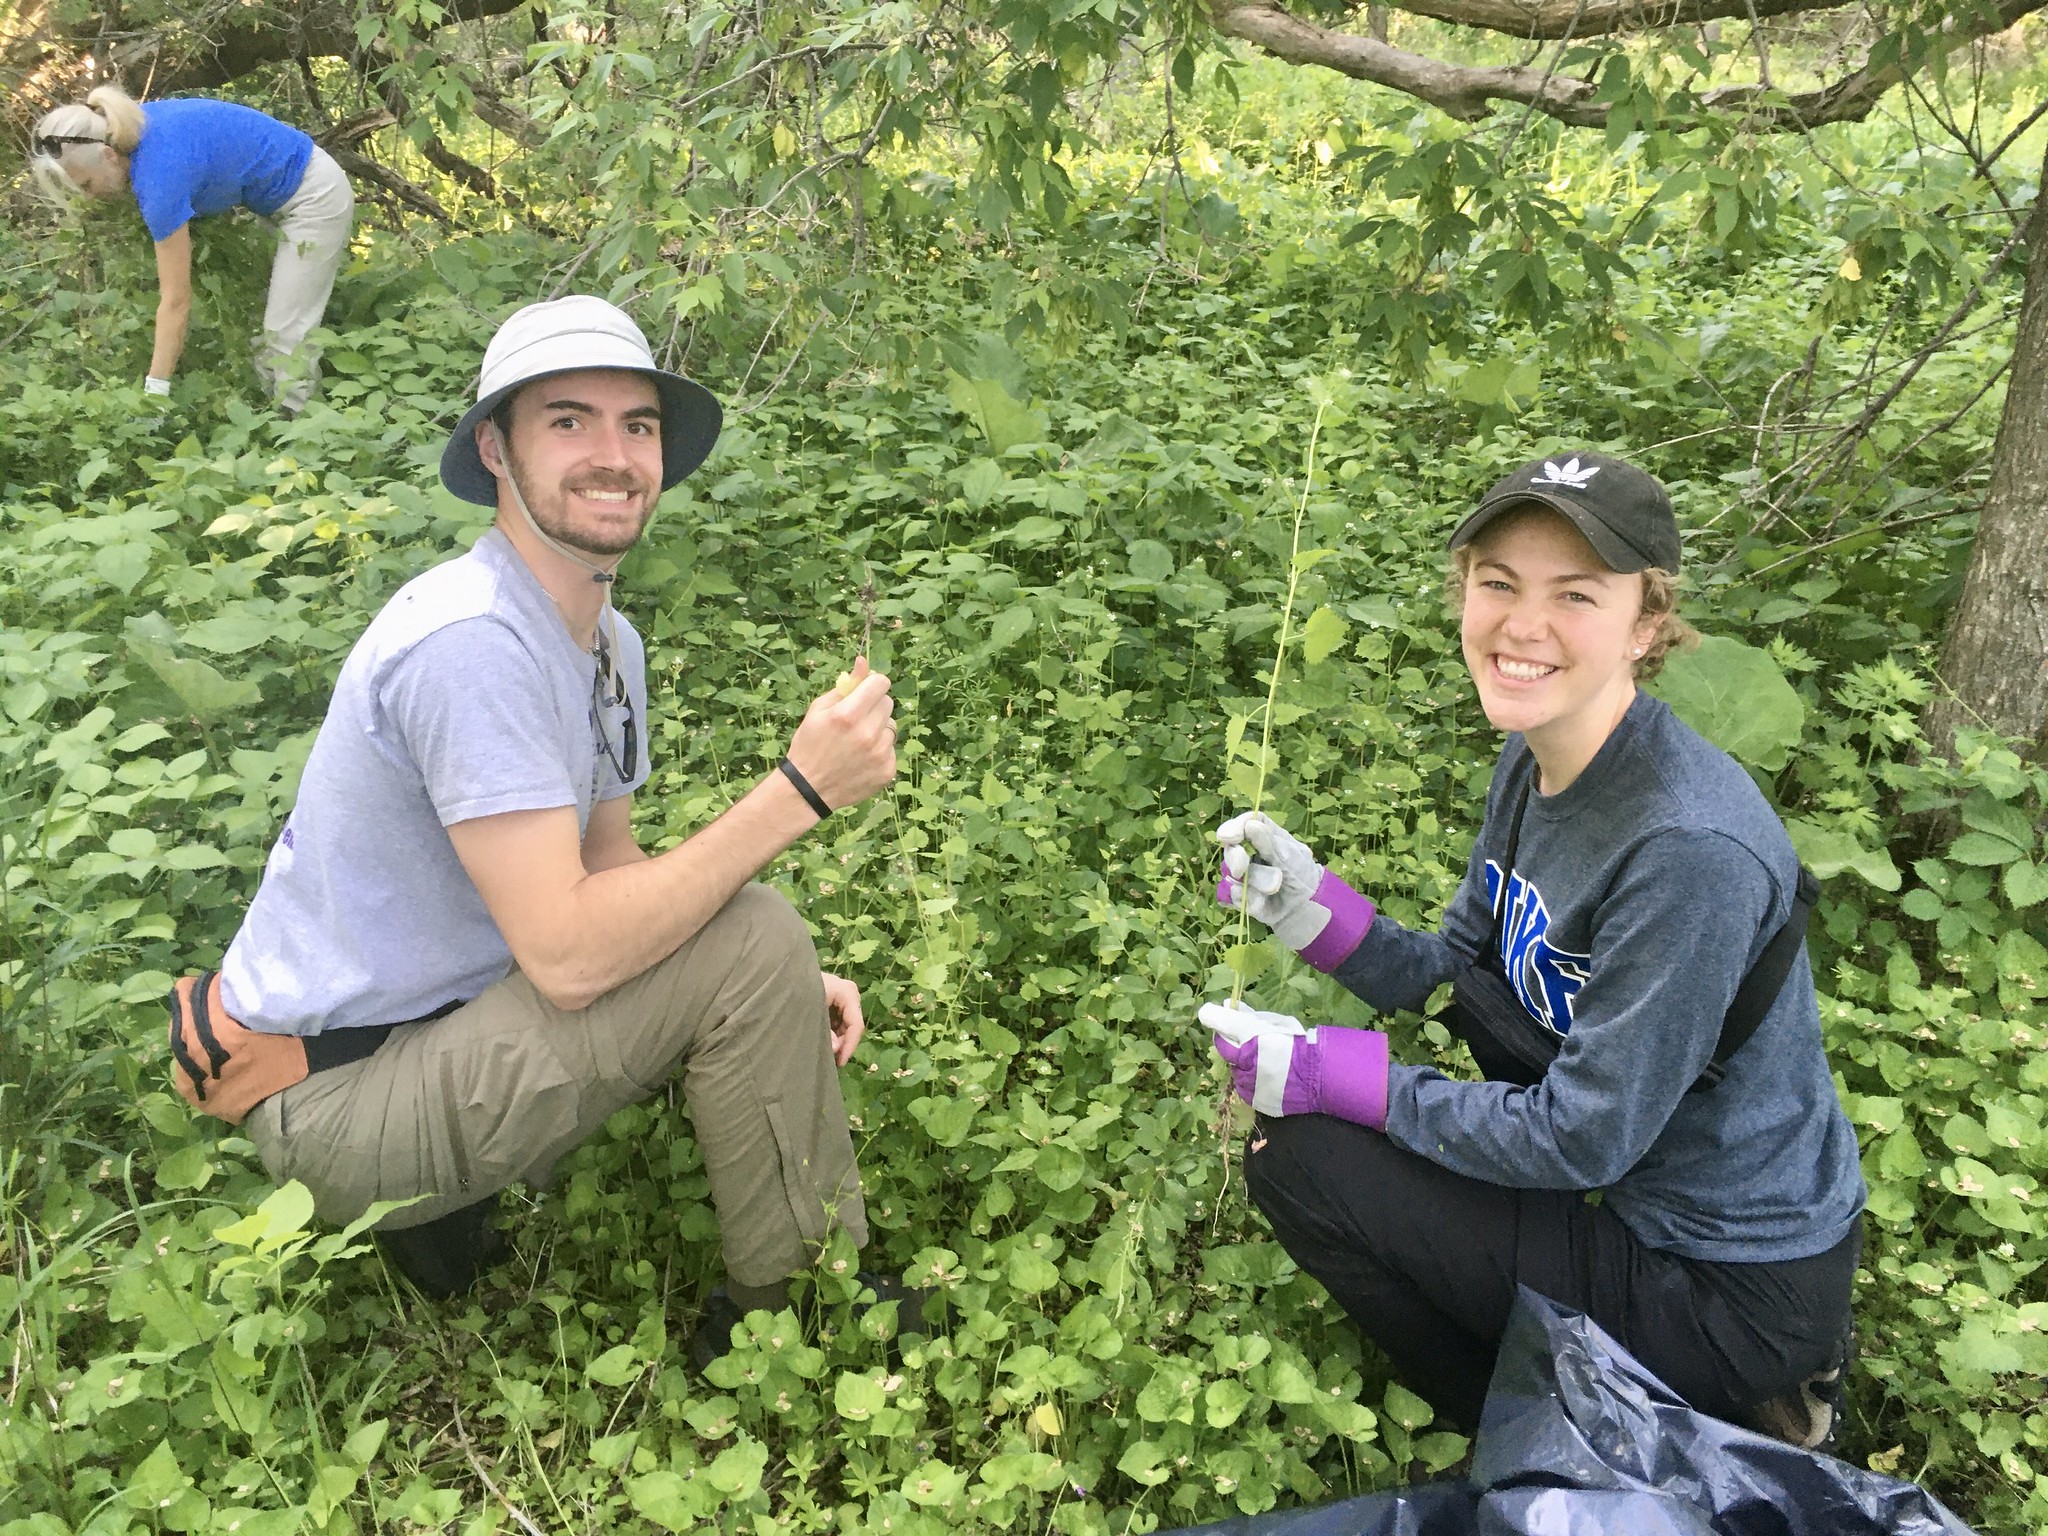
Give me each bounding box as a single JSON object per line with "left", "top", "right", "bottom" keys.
{"left": 1208, "top": 0, "right": 2048, "bottom": 130}
{"left": 1207, "top": 3, "right": 1601, "bottom": 123}
{"left": 5, "top": 0, "right": 533, "bottom": 99}
{"left": 317, "top": 139, "right": 451, "bottom": 222}
{"left": 1338, "top": 0, "right": 1852, "bottom": 40}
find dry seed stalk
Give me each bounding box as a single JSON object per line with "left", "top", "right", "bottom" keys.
{"left": 1229, "top": 399, "right": 1329, "bottom": 1005}
{"left": 1215, "top": 399, "right": 1329, "bottom": 1218}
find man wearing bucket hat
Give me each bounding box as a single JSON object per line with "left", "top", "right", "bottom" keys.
{"left": 177, "top": 297, "right": 898, "bottom": 1354}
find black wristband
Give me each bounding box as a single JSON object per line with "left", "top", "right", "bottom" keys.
{"left": 777, "top": 756, "right": 832, "bottom": 820}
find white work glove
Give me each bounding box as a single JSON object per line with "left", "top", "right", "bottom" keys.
{"left": 144, "top": 375, "right": 172, "bottom": 397}
{"left": 1215, "top": 812, "right": 1377, "bottom": 972}
{"left": 1200, "top": 997, "right": 1309, "bottom": 1048}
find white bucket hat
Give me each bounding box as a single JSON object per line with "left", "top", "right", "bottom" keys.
{"left": 439, "top": 295, "right": 723, "bottom": 506}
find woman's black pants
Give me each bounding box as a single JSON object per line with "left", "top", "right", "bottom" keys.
{"left": 1244, "top": 1112, "right": 1861, "bottom": 1430}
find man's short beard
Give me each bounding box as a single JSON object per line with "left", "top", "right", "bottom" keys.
{"left": 500, "top": 437, "right": 649, "bottom": 559}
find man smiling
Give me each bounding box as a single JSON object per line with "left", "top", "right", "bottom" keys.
{"left": 184, "top": 297, "right": 897, "bottom": 1348}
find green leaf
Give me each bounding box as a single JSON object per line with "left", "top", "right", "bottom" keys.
{"left": 1116, "top": 1439, "right": 1173, "bottom": 1487}
{"left": 986, "top": 606, "right": 1035, "bottom": 652}
{"left": 1034, "top": 1143, "right": 1085, "bottom": 1193}
{"left": 1950, "top": 832, "right": 2025, "bottom": 867}
{"left": 1996, "top": 929, "right": 2047, "bottom": 990}
{"left": 1941, "top": 1115, "right": 1994, "bottom": 1157}
{"left": 913, "top": 1096, "right": 976, "bottom": 1147}
{"left": 129, "top": 634, "right": 262, "bottom": 719}
{"left": 946, "top": 372, "right": 1048, "bottom": 455}
{"left": 1960, "top": 793, "right": 2036, "bottom": 853}
{"left": 1127, "top": 540, "right": 1175, "bottom": 583}
{"left": 901, "top": 1457, "right": 967, "bottom": 1506}
{"left": 626, "top": 1471, "right": 702, "bottom": 1533}
{"left": 1136, "top": 1365, "right": 1199, "bottom": 1423}
{"left": 155, "top": 1143, "right": 216, "bottom": 1191}
{"left": 960, "top": 459, "right": 1005, "bottom": 508}
{"left": 1259, "top": 1356, "right": 1316, "bottom": 1404}
{"left": 1383, "top": 1381, "right": 1435, "bottom": 1430}
{"left": 1785, "top": 820, "right": 1901, "bottom": 891}
{"left": 1205, "top": 1378, "right": 1253, "bottom": 1427}
{"left": 213, "top": 1181, "right": 317, "bottom": 1250}
{"left": 1225, "top": 939, "right": 1278, "bottom": 986}
{"left": 182, "top": 610, "right": 279, "bottom": 656}
{"left": 998, "top": 515, "right": 1064, "bottom": 547}
{"left": 705, "top": 1438, "right": 767, "bottom": 1496}
{"left": 124, "top": 1440, "right": 191, "bottom": 1511}
{"left": 1650, "top": 635, "right": 1803, "bottom": 770}
{"left": 585, "top": 1344, "right": 640, "bottom": 1387}
{"left": 1007, "top": 1246, "right": 1060, "bottom": 1294}
{"left": 1301, "top": 606, "right": 1347, "bottom": 666}
{"left": 683, "top": 1396, "right": 739, "bottom": 1439}
{"left": 836, "top": 1370, "right": 887, "bottom": 1421}
{"left": 1877, "top": 1130, "right": 1926, "bottom": 1182}
{"left": 1938, "top": 1321, "right": 2028, "bottom": 1379}
{"left": 2004, "top": 861, "right": 2048, "bottom": 909}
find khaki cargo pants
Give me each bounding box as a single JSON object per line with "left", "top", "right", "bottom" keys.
{"left": 244, "top": 884, "right": 866, "bottom": 1285}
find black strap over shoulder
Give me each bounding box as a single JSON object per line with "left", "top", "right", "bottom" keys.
{"left": 1687, "top": 863, "right": 1822, "bottom": 1093}
{"left": 1473, "top": 760, "right": 1819, "bottom": 1094}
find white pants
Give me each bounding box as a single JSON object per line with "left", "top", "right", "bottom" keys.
{"left": 257, "top": 147, "right": 355, "bottom": 413}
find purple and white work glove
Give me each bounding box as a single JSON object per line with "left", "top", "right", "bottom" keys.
{"left": 1201, "top": 1000, "right": 1389, "bottom": 1131}
{"left": 1214, "top": 812, "right": 1375, "bottom": 973}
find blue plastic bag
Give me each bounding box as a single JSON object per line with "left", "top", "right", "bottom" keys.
{"left": 1169, "top": 1289, "right": 1975, "bottom": 1536}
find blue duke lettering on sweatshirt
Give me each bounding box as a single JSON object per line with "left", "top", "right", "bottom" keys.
{"left": 1332, "top": 691, "right": 1866, "bottom": 1263}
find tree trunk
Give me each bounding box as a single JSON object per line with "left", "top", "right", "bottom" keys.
{"left": 1922, "top": 139, "right": 2048, "bottom": 761}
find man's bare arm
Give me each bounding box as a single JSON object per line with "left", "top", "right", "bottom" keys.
{"left": 581, "top": 794, "right": 649, "bottom": 874}
{"left": 450, "top": 668, "right": 895, "bottom": 1010}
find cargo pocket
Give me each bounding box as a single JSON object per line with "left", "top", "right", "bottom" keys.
{"left": 442, "top": 1030, "right": 584, "bottom": 1200}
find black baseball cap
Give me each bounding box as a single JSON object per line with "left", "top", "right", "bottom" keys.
{"left": 1447, "top": 451, "right": 1681, "bottom": 573}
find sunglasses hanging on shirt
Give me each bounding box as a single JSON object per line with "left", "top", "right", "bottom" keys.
{"left": 591, "top": 629, "right": 638, "bottom": 785}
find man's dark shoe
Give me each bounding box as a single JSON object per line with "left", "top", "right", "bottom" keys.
{"left": 687, "top": 1271, "right": 949, "bottom": 1373}
{"left": 845, "top": 1271, "right": 949, "bottom": 1337}
{"left": 688, "top": 1285, "right": 749, "bottom": 1373}
{"left": 376, "top": 1195, "right": 507, "bottom": 1298}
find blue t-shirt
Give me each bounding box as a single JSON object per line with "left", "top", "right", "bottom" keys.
{"left": 129, "top": 99, "right": 314, "bottom": 242}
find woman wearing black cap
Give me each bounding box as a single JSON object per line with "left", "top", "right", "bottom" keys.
{"left": 1202, "top": 451, "right": 1865, "bottom": 1445}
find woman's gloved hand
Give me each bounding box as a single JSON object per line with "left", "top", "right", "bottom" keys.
{"left": 1200, "top": 1000, "right": 1389, "bottom": 1130}
{"left": 1214, "top": 811, "right": 1375, "bottom": 972}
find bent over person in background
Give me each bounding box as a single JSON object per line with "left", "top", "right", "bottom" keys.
{"left": 1202, "top": 452, "right": 1866, "bottom": 1449}
{"left": 169, "top": 295, "right": 898, "bottom": 1363}
{"left": 31, "top": 86, "right": 354, "bottom": 412}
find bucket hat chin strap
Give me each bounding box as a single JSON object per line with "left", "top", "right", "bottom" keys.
{"left": 491, "top": 422, "right": 622, "bottom": 589}
{"left": 490, "top": 423, "right": 642, "bottom": 664}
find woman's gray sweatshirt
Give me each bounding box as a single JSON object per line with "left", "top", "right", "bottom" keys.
{"left": 1333, "top": 691, "right": 1866, "bottom": 1262}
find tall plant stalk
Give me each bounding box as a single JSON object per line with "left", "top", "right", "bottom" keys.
{"left": 1230, "top": 400, "right": 1329, "bottom": 1005}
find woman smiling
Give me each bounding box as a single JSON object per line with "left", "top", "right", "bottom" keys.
{"left": 1203, "top": 451, "right": 1866, "bottom": 1448}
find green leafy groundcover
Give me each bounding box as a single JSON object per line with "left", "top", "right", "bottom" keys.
{"left": 5, "top": 96, "right": 2048, "bottom": 1536}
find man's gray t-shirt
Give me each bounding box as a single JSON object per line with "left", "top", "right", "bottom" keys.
{"left": 1332, "top": 692, "right": 1866, "bottom": 1263}
{"left": 221, "top": 528, "right": 649, "bottom": 1034}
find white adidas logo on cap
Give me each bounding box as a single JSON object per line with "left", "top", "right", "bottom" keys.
{"left": 1531, "top": 457, "right": 1600, "bottom": 490}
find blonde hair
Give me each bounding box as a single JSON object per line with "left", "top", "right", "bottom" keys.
{"left": 30, "top": 86, "right": 144, "bottom": 200}
{"left": 1446, "top": 507, "right": 1700, "bottom": 681}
